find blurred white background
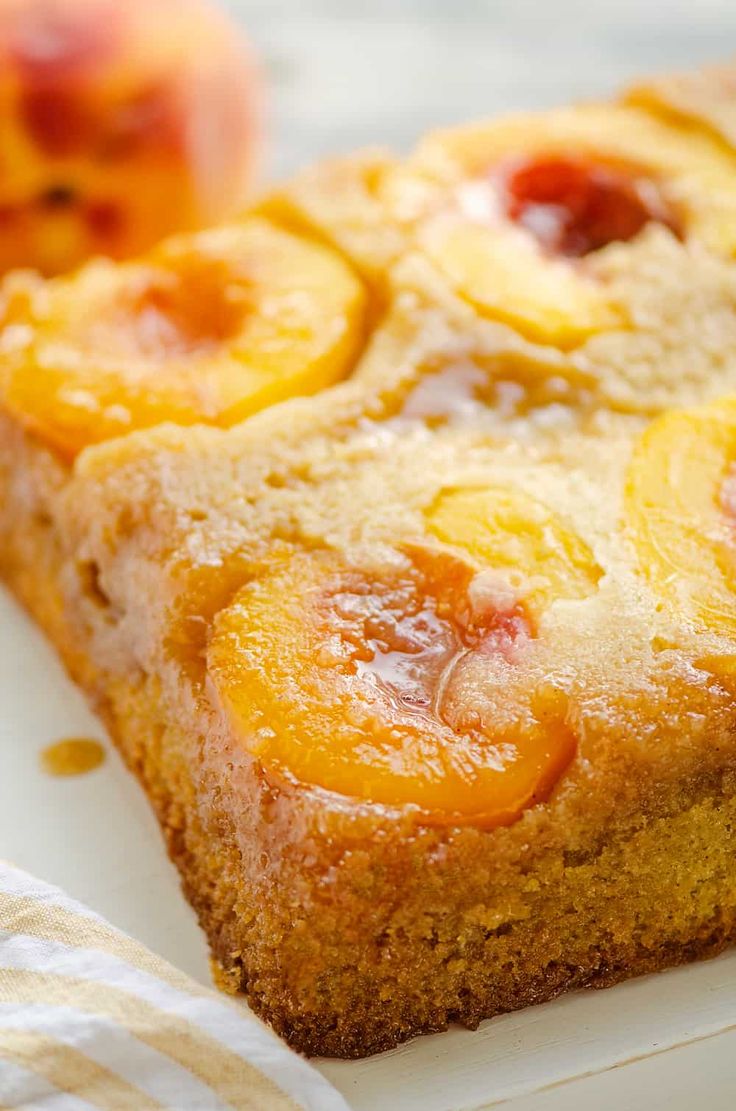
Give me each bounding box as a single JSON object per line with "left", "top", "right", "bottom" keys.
{"left": 224, "top": 0, "right": 736, "bottom": 178}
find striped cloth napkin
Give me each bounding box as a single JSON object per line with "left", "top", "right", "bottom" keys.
{"left": 0, "top": 862, "right": 349, "bottom": 1110}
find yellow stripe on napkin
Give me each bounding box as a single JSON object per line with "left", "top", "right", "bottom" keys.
{"left": 0, "top": 1030, "right": 157, "bottom": 1109}
{"left": 0, "top": 863, "right": 348, "bottom": 1111}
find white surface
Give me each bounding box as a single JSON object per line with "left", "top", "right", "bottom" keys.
{"left": 2, "top": 584, "right": 736, "bottom": 1110}
{"left": 226, "top": 0, "right": 736, "bottom": 180}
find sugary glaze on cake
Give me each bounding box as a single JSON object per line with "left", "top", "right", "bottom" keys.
{"left": 59, "top": 383, "right": 736, "bottom": 819}
{"left": 4, "top": 61, "right": 736, "bottom": 1056}
{"left": 6, "top": 68, "right": 736, "bottom": 465}
{"left": 52, "top": 395, "right": 736, "bottom": 1054}
{"left": 5, "top": 63, "right": 736, "bottom": 456}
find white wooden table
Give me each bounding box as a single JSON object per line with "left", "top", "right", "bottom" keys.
{"left": 226, "top": 0, "right": 736, "bottom": 178}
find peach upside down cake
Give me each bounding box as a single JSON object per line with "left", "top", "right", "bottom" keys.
{"left": 3, "top": 60, "right": 736, "bottom": 1058}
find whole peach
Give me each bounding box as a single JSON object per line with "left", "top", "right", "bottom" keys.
{"left": 0, "top": 0, "right": 259, "bottom": 275}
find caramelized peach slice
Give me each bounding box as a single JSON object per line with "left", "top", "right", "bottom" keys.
{"left": 417, "top": 217, "right": 621, "bottom": 347}
{"left": 349, "top": 269, "right": 598, "bottom": 429}
{"left": 496, "top": 156, "right": 678, "bottom": 258}
{"left": 625, "top": 62, "right": 736, "bottom": 152}
{"left": 426, "top": 486, "right": 601, "bottom": 622}
{"left": 384, "top": 105, "right": 736, "bottom": 345}
{"left": 0, "top": 217, "right": 366, "bottom": 459}
{"left": 625, "top": 399, "right": 736, "bottom": 637}
{"left": 209, "top": 490, "right": 597, "bottom": 825}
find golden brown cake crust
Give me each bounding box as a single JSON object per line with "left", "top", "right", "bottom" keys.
{"left": 2, "top": 403, "right": 736, "bottom": 1058}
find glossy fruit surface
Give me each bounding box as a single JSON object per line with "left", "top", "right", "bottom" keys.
{"left": 626, "top": 399, "right": 736, "bottom": 638}
{"left": 497, "top": 155, "right": 678, "bottom": 258}
{"left": 209, "top": 488, "right": 598, "bottom": 825}
{"left": 0, "top": 218, "right": 366, "bottom": 457}
{"left": 387, "top": 105, "right": 736, "bottom": 346}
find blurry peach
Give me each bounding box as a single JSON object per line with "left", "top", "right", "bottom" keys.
{"left": 0, "top": 0, "right": 259, "bottom": 275}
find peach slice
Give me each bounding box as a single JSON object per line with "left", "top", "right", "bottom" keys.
{"left": 383, "top": 105, "right": 736, "bottom": 346}
{"left": 0, "top": 0, "right": 259, "bottom": 275}
{"left": 495, "top": 156, "right": 678, "bottom": 259}
{"left": 348, "top": 261, "right": 598, "bottom": 430}
{"left": 625, "top": 62, "right": 736, "bottom": 152}
{"left": 208, "top": 489, "right": 598, "bottom": 826}
{"left": 415, "top": 216, "right": 622, "bottom": 347}
{"left": 426, "top": 486, "right": 601, "bottom": 623}
{"left": 0, "top": 217, "right": 367, "bottom": 459}
{"left": 625, "top": 398, "right": 736, "bottom": 637}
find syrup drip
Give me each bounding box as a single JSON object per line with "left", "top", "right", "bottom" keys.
{"left": 344, "top": 572, "right": 529, "bottom": 723}
{"left": 495, "top": 155, "right": 680, "bottom": 257}
{"left": 41, "top": 737, "right": 105, "bottom": 777}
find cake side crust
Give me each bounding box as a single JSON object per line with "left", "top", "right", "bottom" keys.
{"left": 4, "top": 414, "right": 736, "bottom": 1056}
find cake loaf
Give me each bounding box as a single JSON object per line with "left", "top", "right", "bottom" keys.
{"left": 3, "top": 61, "right": 736, "bottom": 1057}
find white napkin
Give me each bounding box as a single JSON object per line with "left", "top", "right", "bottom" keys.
{"left": 0, "top": 862, "right": 349, "bottom": 1110}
